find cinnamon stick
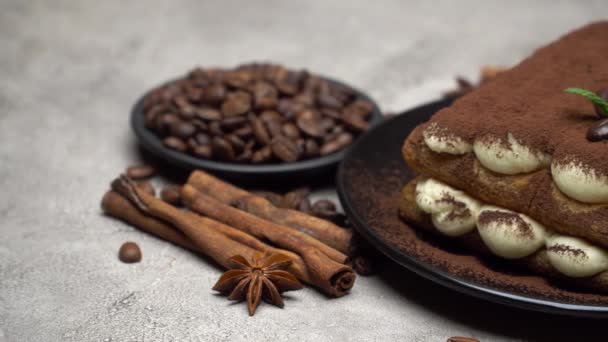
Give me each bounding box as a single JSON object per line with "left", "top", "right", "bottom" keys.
{"left": 102, "top": 191, "right": 198, "bottom": 252}
{"left": 182, "top": 184, "right": 348, "bottom": 264}
{"left": 185, "top": 170, "right": 354, "bottom": 254}
{"left": 108, "top": 178, "right": 355, "bottom": 297}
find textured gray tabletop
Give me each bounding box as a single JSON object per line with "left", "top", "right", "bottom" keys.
{"left": 2, "top": 1, "right": 608, "bottom": 341}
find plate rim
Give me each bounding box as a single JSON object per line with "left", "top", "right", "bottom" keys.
{"left": 130, "top": 76, "right": 384, "bottom": 175}
{"left": 336, "top": 99, "right": 608, "bottom": 318}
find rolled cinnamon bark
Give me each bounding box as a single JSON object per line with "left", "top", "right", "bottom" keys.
{"left": 182, "top": 184, "right": 348, "bottom": 264}
{"left": 185, "top": 170, "right": 354, "bottom": 254}
{"left": 108, "top": 178, "right": 355, "bottom": 297}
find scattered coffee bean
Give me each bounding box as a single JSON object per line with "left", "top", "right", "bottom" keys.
{"left": 587, "top": 118, "right": 608, "bottom": 141}
{"left": 119, "top": 242, "right": 142, "bottom": 263}
{"left": 350, "top": 255, "right": 375, "bottom": 276}
{"left": 312, "top": 199, "right": 336, "bottom": 212}
{"left": 160, "top": 185, "right": 182, "bottom": 206}
{"left": 282, "top": 187, "right": 310, "bottom": 209}
{"left": 126, "top": 164, "right": 156, "bottom": 179}
{"left": 143, "top": 63, "right": 375, "bottom": 164}
{"left": 447, "top": 337, "right": 479, "bottom": 342}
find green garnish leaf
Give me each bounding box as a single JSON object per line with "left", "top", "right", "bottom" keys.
{"left": 564, "top": 87, "right": 608, "bottom": 117}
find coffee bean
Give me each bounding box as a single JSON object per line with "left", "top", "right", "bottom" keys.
{"left": 208, "top": 121, "right": 223, "bottom": 136}
{"left": 341, "top": 106, "right": 369, "bottom": 132}
{"left": 160, "top": 185, "right": 182, "bottom": 206}
{"left": 211, "top": 136, "right": 235, "bottom": 160}
{"left": 296, "top": 110, "right": 324, "bottom": 137}
{"left": 225, "top": 70, "right": 253, "bottom": 89}
{"left": 119, "top": 242, "right": 142, "bottom": 263}
{"left": 156, "top": 113, "right": 179, "bottom": 135}
{"left": 251, "top": 117, "right": 271, "bottom": 145}
{"left": 350, "top": 100, "right": 374, "bottom": 118}
{"left": 201, "top": 83, "right": 227, "bottom": 105}
{"left": 587, "top": 118, "right": 608, "bottom": 141}
{"left": 318, "top": 92, "right": 343, "bottom": 109}
{"left": 320, "top": 117, "right": 335, "bottom": 132}
{"left": 136, "top": 181, "right": 155, "bottom": 196}
{"left": 271, "top": 135, "right": 301, "bottom": 162}
{"left": 126, "top": 164, "right": 156, "bottom": 180}
{"left": 297, "top": 197, "right": 312, "bottom": 214}
{"left": 192, "top": 144, "right": 212, "bottom": 158}
{"left": 221, "top": 91, "right": 251, "bottom": 117}
{"left": 312, "top": 199, "right": 336, "bottom": 212}
{"left": 293, "top": 92, "right": 315, "bottom": 107}
{"left": 447, "top": 337, "right": 480, "bottom": 342}
{"left": 265, "top": 118, "right": 283, "bottom": 138}
{"left": 320, "top": 107, "right": 342, "bottom": 119}
{"left": 282, "top": 187, "right": 310, "bottom": 209}
{"left": 595, "top": 88, "right": 608, "bottom": 118}
{"left": 304, "top": 139, "right": 320, "bottom": 157}
{"left": 192, "top": 119, "right": 208, "bottom": 131}
{"left": 260, "top": 110, "right": 282, "bottom": 123}
{"left": 282, "top": 122, "right": 300, "bottom": 139}
{"left": 163, "top": 136, "right": 187, "bottom": 152}
{"left": 226, "top": 134, "right": 245, "bottom": 153}
{"left": 236, "top": 147, "right": 253, "bottom": 162}
{"left": 351, "top": 255, "right": 375, "bottom": 276}
{"left": 172, "top": 95, "right": 191, "bottom": 112}
{"left": 274, "top": 70, "right": 301, "bottom": 95}
{"left": 171, "top": 121, "right": 196, "bottom": 139}
{"left": 144, "top": 105, "right": 164, "bottom": 128}
{"left": 221, "top": 116, "right": 248, "bottom": 130}
{"left": 185, "top": 86, "right": 203, "bottom": 103}
{"left": 251, "top": 146, "right": 272, "bottom": 163}
{"left": 194, "top": 132, "right": 211, "bottom": 145}
{"left": 320, "top": 132, "right": 353, "bottom": 155}
{"left": 233, "top": 125, "right": 253, "bottom": 139}
{"left": 252, "top": 81, "right": 278, "bottom": 110}
{"left": 195, "top": 108, "right": 222, "bottom": 121}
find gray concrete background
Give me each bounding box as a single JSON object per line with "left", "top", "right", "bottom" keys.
{"left": 1, "top": 1, "right": 607, "bottom": 341}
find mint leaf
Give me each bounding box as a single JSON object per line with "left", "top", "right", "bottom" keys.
{"left": 564, "top": 87, "right": 608, "bottom": 117}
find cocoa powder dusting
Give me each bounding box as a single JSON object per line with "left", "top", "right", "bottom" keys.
{"left": 548, "top": 244, "right": 588, "bottom": 259}
{"left": 422, "top": 22, "right": 608, "bottom": 176}
{"left": 478, "top": 210, "right": 534, "bottom": 239}
{"left": 437, "top": 194, "right": 471, "bottom": 221}
{"left": 342, "top": 158, "right": 608, "bottom": 305}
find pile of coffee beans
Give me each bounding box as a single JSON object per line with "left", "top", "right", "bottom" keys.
{"left": 142, "top": 63, "right": 375, "bottom": 163}
{"left": 253, "top": 187, "right": 350, "bottom": 227}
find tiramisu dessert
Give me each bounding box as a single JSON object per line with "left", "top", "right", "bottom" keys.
{"left": 399, "top": 22, "right": 608, "bottom": 292}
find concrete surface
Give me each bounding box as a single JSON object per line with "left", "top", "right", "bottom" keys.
{"left": 1, "top": 1, "right": 607, "bottom": 341}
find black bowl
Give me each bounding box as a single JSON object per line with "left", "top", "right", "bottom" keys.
{"left": 131, "top": 77, "right": 383, "bottom": 185}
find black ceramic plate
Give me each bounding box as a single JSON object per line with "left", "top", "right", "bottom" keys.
{"left": 131, "top": 78, "right": 383, "bottom": 184}
{"left": 337, "top": 99, "right": 608, "bottom": 318}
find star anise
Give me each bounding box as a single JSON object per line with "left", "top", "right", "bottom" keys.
{"left": 212, "top": 252, "right": 303, "bottom": 316}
